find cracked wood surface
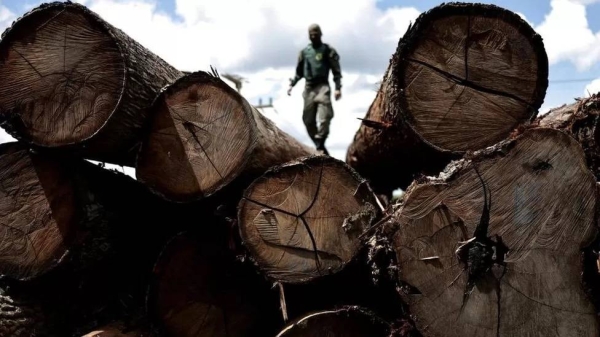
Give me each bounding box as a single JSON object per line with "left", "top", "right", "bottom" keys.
{"left": 346, "top": 2, "right": 547, "bottom": 194}
{"left": 136, "top": 71, "right": 315, "bottom": 202}
{"left": 275, "top": 306, "right": 391, "bottom": 337}
{"left": 237, "top": 156, "right": 380, "bottom": 284}
{"left": 147, "top": 231, "right": 281, "bottom": 337}
{"left": 391, "top": 128, "right": 598, "bottom": 336}
{"left": 0, "top": 2, "right": 182, "bottom": 165}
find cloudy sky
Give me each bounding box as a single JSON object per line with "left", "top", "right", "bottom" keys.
{"left": 0, "top": 0, "right": 599, "bottom": 164}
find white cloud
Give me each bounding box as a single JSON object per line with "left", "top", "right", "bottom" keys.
{"left": 584, "top": 78, "right": 600, "bottom": 96}
{"left": 0, "top": 0, "right": 419, "bottom": 161}
{"left": 535, "top": 0, "right": 600, "bottom": 71}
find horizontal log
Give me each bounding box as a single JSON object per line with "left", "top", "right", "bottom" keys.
{"left": 0, "top": 2, "right": 182, "bottom": 165}
{"left": 388, "top": 128, "right": 598, "bottom": 336}
{"left": 136, "top": 71, "right": 315, "bottom": 202}
{"left": 237, "top": 155, "right": 381, "bottom": 284}
{"left": 346, "top": 2, "right": 548, "bottom": 195}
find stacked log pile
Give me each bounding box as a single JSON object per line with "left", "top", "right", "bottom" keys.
{"left": 0, "top": 1, "right": 597, "bottom": 337}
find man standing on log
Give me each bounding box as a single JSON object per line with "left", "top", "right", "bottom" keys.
{"left": 287, "top": 23, "right": 342, "bottom": 155}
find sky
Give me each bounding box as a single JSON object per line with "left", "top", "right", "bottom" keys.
{"left": 0, "top": 0, "right": 599, "bottom": 167}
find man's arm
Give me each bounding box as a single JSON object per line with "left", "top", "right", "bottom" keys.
{"left": 328, "top": 46, "right": 342, "bottom": 91}
{"left": 289, "top": 50, "right": 304, "bottom": 88}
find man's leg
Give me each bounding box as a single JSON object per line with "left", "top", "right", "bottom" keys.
{"left": 314, "top": 85, "right": 333, "bottom": 154}
{"left": 302, "top": 87, "right": 318, "bottom": 145}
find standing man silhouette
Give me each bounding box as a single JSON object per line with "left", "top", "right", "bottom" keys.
{"left": 288, "top": 23, "right": 342, "bottom": 155}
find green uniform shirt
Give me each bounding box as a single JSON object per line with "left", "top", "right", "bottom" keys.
{"left": 290, "top": 43, "right": 342, "bottom": 90}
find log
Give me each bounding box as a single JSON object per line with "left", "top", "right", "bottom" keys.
{"left": 274, "top": 306, "right": 391, "bottom": 337}
{"left": 237, "top": 155, "right": 381, "bottom": 284}
{"left": 534, "top": 93, "right": 600, "bottom": 179}
{"left": 346, "top": 2, "right": 548, "bottom": 194}
{"left": 0, "top": 2, "right": 182, "bottom": 165}
{"left": 389, "top": 128, "right": 599, "bottom": 336}
{"left": 146, "top": 231, "right": 282, "bottom": 337}
{"left": 136, "top": 70, "right": 315, "bottom": 202}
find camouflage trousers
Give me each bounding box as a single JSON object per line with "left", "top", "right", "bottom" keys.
{"left": 302, "top": 83, "right": 334, "bottom": 144}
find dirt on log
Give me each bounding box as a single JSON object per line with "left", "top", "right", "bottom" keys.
{"left": 136, "top": 70, "right": 315, "bottom": 202}
{"left": 146, "top": 231, "right": 282, "bottom": 337}
{"left": 346, "top": 2, "right": 548, "bottom": 195}
{"left": 0, "top": 2, "right": 182, "bottom": 165}
{"left": 274, "top": 306, "right": 391, "bottom": 337}
{"left": 388, "top": 128, "right": 598, "bottom": 336}
{"left": 534, "top": 93, "right": 600, "bottom": 179}
{"left": 237, "top": 155, "right": 381, "bottom": 284}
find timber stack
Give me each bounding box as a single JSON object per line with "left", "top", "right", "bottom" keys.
{"left": 0, "top": 1, "right": 597, "bottom": 337}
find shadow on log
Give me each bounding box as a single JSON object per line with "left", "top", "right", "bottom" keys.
{"left": 136, "top": 70, "right": 315, "bottom": 202}
{"left": 388, "top": 128, "right": 598, "bottom": 336}
{"left": 0, "top": 2, "right": 182, "bottom": 165}
{"left": 146, "top": 231, "right": 282, "bottom": 337}
{"left": 346, "top": 2, "right": 548, "bottom": 195}
{"left": 275, "top": 306, "right": 391, "bottom": 337}
{"left": 237, "top": 155, "right": 381, "bottom": 284}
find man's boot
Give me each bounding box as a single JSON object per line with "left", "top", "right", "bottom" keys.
{"left": 315, "top": 137, "right": 329, "bottom": 155}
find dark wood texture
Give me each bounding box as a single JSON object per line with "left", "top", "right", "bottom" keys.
{"left": 146, "top": 231, "right": 282, "bottom": 337}
{"left": 275, "top": 306, "right": 391, "bottom": 337}
{"left": 534, "top": 94, "right": 600, "bottom": 179}
{"left": 389, "top": 128, "right": 598, "bottom": 336}
{"left": 0, "top": 2, "right": 182, "bottom": 165}
{"left": 237, "top": 155, "right": 381, "bottom": 284}
{"left": 346, "top": 2, "right": 548, "bottom": 194}
{"left": 136, "top": 71, "right": 315, "bottom": 202}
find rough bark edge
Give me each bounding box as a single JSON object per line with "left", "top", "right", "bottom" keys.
{"left": 0, "top": 1, "right": 127, "bottom": 147}
{"left": 135, "top": 70, "right": 258, "bottom": 202}
{"left": 383, "top": 127, "right": 600, "bottom": 330}
{"left": 392, "top": 1, "right": 549, "bottom": 154}
{"left": 236, "top": 154, "right": 383, "bottom": 285}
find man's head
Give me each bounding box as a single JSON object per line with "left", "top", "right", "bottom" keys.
{"left": 308, "top": 23, "right": 322, "bottom": 45}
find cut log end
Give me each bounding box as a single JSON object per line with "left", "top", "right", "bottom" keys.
{"left": 136, "top": 71, "right": 255, "bottom": 201}
{"left": 275, "top": 306, "right": 390, "bottom": 337}
{"left": 395, "top": 2, "right": 548, "bottom": 152}
{"left": 237, "top": 156, "right": 381, "bottom": 284}
{"left": 0, "top": 142, "right": 78, "bottom": 280}
{"left": 0, "top": 2, "right": 125, "bottom": 147}
{"left": 147, "top": 231, "right": 281, "bottom": 337}
{"left": 393, "top": 128, "right": 598, "bottom": 336}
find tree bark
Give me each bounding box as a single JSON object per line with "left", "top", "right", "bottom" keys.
{"left": 237, "top": 155, "right": 381, "bottom": 284}
{"left": 136, "top": 70, "right": 316, "bottom": 202}
{"left": 274, "top": 306, "right": 391, "bottom": 337}
{"left": 388, "top": 128, "right": 599, "bottom": 336}
{"left": 146, "top": 231, "right": 282, "bottom": 337}
{"left": 346, "top": 2, "right": 548, "bottom": 195}
{"left": 534, "top": 93, "right": 600, "bottom": 179}
{"left": 0, "top": 2, "right": 182, "bottom": 166}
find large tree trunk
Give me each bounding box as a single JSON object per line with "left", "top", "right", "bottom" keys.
{"left": 0, "top": 2, "right": 182, "bottom": 165}
{"left": 534, "top": 93, "right": 600, "bottom": 179}
{"left": 346, "top": 2, "right": 548, "bottom": 195}
{"left": 274, "top": 306, "right": 391, "bottom": 337}
{"left": 136, "top": 70, "right": 315, "bottom": 202}
{"left": 387, "top": 128, "right": 598, "bottom": 336}
{"left": 237, "top": 155, "right": 381, "bottom": 284}
{"left": 146, "top": 231, "right": 282, "bottom": 337}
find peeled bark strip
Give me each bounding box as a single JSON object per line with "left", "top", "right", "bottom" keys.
{"left": 347, "top": 2, "right": 548, "bottom": 194}
{"left": 0, "top": 2, "right": 182, "bottom": 165}
{"left": 237, "top": 156, "right": 381, "bottom": 284}
{"left": 535, "top": 94, "right": 600, "bottom": 179}
{"left": 136, "top": 71, "right": 315, "bottom": 202}
{"left": 391, "top": 128, "right": 598, "bottom": 336}
{"left": 147, "top": 231, "right": 281, "bottom": 337}
{"left": 275, "top": 306, "right": 390, "bottom": 337}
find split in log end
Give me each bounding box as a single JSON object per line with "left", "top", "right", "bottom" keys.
{"left": 237, "top": 155, "right": 381, "bottom": 284}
